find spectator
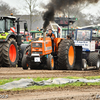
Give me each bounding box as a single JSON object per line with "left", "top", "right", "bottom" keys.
{"left": 98, "top": 41, "right": 100, "bottom": 49}
{"left": 95, "top": 40, "right": 98, "bottom": 49}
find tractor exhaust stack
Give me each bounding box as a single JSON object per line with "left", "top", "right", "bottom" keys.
{"left": 43, "top": 31, "right": 46, "bottom": 41}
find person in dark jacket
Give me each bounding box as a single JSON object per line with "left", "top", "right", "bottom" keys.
{"left": 98, "top": 41, "right": 100, "bottom": 49}
{"left": 66, "top": 35, "right": 71, "bottom": 39}
{"left": 46, "top": 29, "right": 55, "bottom": 52}
{"left": 95, "top": 40, "right": 98, "bottom": 49}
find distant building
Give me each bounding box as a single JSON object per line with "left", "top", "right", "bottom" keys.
{"left": 14, "top": 15, "right": 43, "bottom": 31}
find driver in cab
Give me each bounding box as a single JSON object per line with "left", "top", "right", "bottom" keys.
{"left": 82, "top": 32, "right": 86, "bottom": 41}
{"left": 46, "top": 29, "right": 55, "bottom": 52}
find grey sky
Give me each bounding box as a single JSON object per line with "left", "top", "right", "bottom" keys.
{"left": 2, "top": 0, "right": 100, "bottom": 16}
{"left": 2, "top": 0, "right": 50, "bottom": 14}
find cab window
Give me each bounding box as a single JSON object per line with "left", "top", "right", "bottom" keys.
{"left": 6, "top": 19, "right": 14, "bottom": 30}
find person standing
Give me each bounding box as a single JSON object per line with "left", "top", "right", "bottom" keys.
{"left": 95, "top": 40, "right": 98, "bottom": 49}
{"left": 66, "top": 35, "right": 71, "bottom": 39}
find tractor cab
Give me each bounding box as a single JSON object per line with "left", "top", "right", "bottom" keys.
{"left": 77, "top": 25, "right": 100, "bottom": 40}
{"left": 0, "top": 16, "right": 16, "bottom": 33}
{"left": 75, "top": 29, "right": 92, "bottom": 41}
{"left": 30, "top": 30, "right": 43, "bottom": 39}
{"left": 74, "top": 29, "right": 95, "bottom": 52}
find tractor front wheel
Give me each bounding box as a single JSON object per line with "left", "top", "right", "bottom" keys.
{"left": 47, "top": 55, "right": 54, "bottom": 70}
{"left": 88, "top": 52, "right": 99, "bottom": 66}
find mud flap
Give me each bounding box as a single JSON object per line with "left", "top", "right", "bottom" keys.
{"left": 74, "top": 46, "right": 82, "bottom": 70}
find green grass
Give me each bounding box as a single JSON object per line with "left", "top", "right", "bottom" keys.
{"left": 0, "top": 76, "right": 100, "bottom": 91}
{"left": 0, "top": 78, "right": 21, "bottom": 85}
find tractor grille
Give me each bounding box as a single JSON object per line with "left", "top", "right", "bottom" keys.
{"left": 32, "top": 52, "right": 42, "bottom": 54}
{"left": 32, "top": 43, "right": 42, "bottom": 48}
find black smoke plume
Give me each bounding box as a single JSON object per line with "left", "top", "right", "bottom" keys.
{"left": 43, "top": 4, "right": 54, "bottom": 32}
{"left": 43, "top": 0, "right": 99, "bottom": 31}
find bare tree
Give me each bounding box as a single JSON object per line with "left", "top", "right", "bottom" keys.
{"left": 61, "top": 2, "right": 95, "bottom": 27}
{"left": 0, "top": 0, "right": 18, "bottom": 15}
{"left": 24, "top": 0, "right": 37, "bottom": 31}
{"left": 70, "top": 2, "right": 89, "bottom": 16}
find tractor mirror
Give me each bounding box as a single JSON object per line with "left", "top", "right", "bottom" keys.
{"left": 24, "top": 23, "right": 28, "bottom": 31}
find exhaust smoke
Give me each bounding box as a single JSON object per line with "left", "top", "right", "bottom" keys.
{"left": 42, "top": 0, "right": 99, "bottom": 31}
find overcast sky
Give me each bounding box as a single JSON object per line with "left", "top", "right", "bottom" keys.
{"left": 2, "top": 0, "right": 50, "bottom": 14}
{"left": 2, "top": 0, "right": 100, "bottom": 16}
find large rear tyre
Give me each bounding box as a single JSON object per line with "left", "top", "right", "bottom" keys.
{"left": 58, "top": 39, "right": 75, "bottom": 70}
{"left": 96, "top": 58, "right": 100, "bottom": 70}
{"left": 0, "top": 43, "right": 3, "bottom": 67}
{"left": 47, "top": 54, "right": 54, "bottom": 70}
{"left": 2, "top": 38, "right": 18, "bottom": 67}
{"left": 88, "top": 52, "right": 99, "bottom": 66}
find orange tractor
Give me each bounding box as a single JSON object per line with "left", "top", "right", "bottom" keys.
{"left": 22, "top": 17, "right": 82, "bottom": 70}
{"left": 22, "top": 31, "right": 78, "bottom": 70}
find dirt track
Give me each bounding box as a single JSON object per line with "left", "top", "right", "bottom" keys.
{"left": 0, "top": 67, "right": 100, "bottom": 79}
{"left": 1, "top": 86, "right": 100, "bottom": 100}
{"left": 1, "top": 67, "right": 100, "bottom": 100}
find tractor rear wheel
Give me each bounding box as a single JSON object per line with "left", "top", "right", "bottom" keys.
{"left": 47, "top": 54, "right": 54, "bottom": 70}
{"left": 96, "top": 58, "right": 100, "bottom": 70}
{"left": 2, "top": 38, "right": 18, "bottom": 67}
{"left": 88, "top": 52, "right": 99, "bottom": 66}
{"left": 0, "top": 43, "right": 3, "bottom": 67}
{"left": 58, "top": 39, "right": 75, "bottom": 70}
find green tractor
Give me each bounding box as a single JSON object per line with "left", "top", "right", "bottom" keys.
{"left": 30, "top": 30, "right": 43, "bottom": 39}
{"left": 0, "top": 15, "right": 30, "bottom": 67}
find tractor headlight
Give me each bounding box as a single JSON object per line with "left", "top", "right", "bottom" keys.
{"left": 32, "top": 43, "right": 42, "bottom": 48}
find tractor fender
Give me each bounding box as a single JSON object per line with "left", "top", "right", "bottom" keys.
{"left": 6, "top": 34, "right": 16, "bottom": 42}
{"left": 0, "top": 34, "right": 16, "bottom": 42}
{"left": 19, "top": 44, "right": 30, "bottom": 60}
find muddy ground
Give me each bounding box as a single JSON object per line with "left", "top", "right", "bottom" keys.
{"left": 0, "top": 67, "right": 100, "bottom": 79}
{"left": 0, "top": 67, "right": 100, "bottom": 100}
